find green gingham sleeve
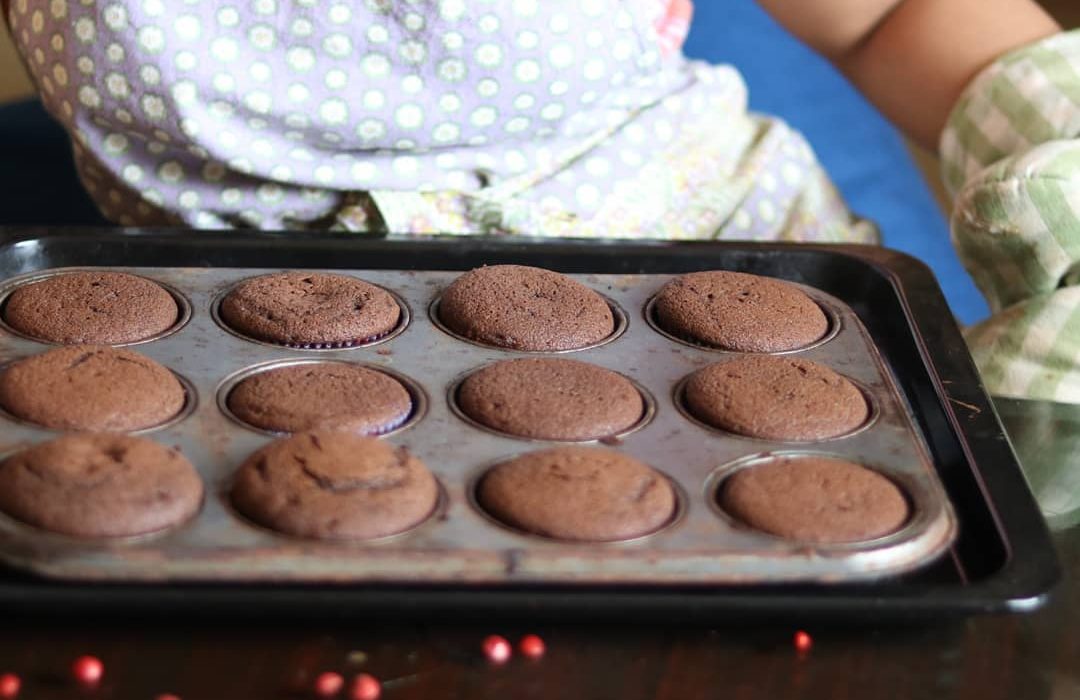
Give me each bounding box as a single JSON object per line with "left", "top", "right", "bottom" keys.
{"left": 941, "top": 29, "right": 1080, "bottom": 402}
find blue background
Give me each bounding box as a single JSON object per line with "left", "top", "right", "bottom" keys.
{"left": 683, "top": 1, "right": 989, "bottom": 323}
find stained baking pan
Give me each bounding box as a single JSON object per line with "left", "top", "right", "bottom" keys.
{"left": 0, "top": 228, "right": 1060, "bottom": 618}
{"left": 0, "top": 268, "right": 952, "bottom": 583}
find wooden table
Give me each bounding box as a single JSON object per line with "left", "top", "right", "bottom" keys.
{"left": 2, "top": 399, "right": 1077, "bottom": 700}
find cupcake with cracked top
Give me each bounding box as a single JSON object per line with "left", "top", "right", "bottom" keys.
{"left": 231, "top": 431, "right": 439, "bottom": 540}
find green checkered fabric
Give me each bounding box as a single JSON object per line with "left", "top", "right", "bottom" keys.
{"left": 942, "top": 29, "right": 1080, "bottom": 402}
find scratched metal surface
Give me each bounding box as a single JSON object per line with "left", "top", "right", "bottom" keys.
{"left": 0, "top": 266, "right": 956, "bottom": 584}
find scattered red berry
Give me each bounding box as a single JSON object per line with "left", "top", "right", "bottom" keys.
{"left": 482, "top": 635, "right": 512, "bottom": 664}
{"left": 71, "top": 656, "right": 104, "bottom": 687}
{"left": 349, "top": 673, "right": 381, "bottom": 700}
{"left": 794, "top": 630, "right": 813, "bottom": 653}
{"left": 518, "top": 634, "right": 545, "bottom": 659}
{"left": 0, "top": 673, "right": 20, "bottom": 699}
{"left": 313, "top": 672, "right": 344, "bottom": 697}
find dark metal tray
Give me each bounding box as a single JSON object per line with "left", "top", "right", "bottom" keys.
{"left": 0, "top": 228, "right": 1060, "bottom": 619}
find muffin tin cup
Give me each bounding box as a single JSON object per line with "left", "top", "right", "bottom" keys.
{"left": 210, "top": 278, "right": 412, "bottom": 351}
{"left": 0, "top": 266, "right": 956, "bottom": 584}
{"left": 0, "top": 441, "right": 208, "bottom": 548}
{"left": 220, "top": 477, "right": 451, "bottom": 549}
{"left": 670, "top": 373, "right": 880, "bottom": 443}
{"left": 704, "top": 451, "right": 942, "bottom": 553}
{"left": 465, "top": 458, "right": 689, "bottom": 547}
{"left": 0, "top": 358, "right": 199, "bottom": 435}
{"left": 0, "top": 505, "right": 207, "bottom": 551}
{"left": 0, "top": 267, "right": 193, "bottom": 346}
{"left": 643, "top": 289, "right": 843, "bottom": 355}
{"left": 428, "top": 294, "right": 630, "bottom": 354}
{"left": 445, "top": 362, "right": 657, "bottom": 444}
{"left": 215, "top": 358, "right": 428, "bottom": 438}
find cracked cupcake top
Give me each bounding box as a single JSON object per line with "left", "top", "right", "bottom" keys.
{"left": 231, "top": 431, "right": 438, "bottom": 540}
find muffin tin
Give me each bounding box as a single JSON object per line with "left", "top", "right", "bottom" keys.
{"left": 0, "top": 230, "right": 1059, "bottom": 617}
{"left": 0, "top": 269, "right": 955, "bottom": 584}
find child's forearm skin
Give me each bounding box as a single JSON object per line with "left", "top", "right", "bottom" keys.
{"left": 757, "top": 0, "right": 1060, "bottom": 150}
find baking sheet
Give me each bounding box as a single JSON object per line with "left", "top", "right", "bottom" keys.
{"left": 0, "top": 266, "right": 955, "bottom": 584}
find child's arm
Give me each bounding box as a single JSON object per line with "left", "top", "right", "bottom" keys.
{"left": 757, "top": 0, "right": 1060, "bottom": 149}
{"left": 769, "top": 0, "right": 1080, "bottom": 403}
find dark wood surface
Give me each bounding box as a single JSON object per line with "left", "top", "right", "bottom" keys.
{"left": 1, "top": 524, "right": 1077, "bottom": 698}
{"left": 2, "top": 401, "right": 1078, "bottom": 700}
{"left": 0, "top": 527, "right": 1076, "bottom": 700}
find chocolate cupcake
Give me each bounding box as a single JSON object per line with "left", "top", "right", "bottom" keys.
{"left": 219, "top": 272, "right": 401, "bottom": 348}
{"left": 231, "top": 431, "right": 439, "bottom": 540}
{"left": 683, "top": 356, "right": 868, "bottom": 440}
{"left": 3, "top": 271, "right": 179, "bottom": 345}
{"left": 0, "top": 433, "right": 203, "bottom": 537}
{"left": 226, "top": 362, "right": 413, "bottom": 435}
{"left": 0, "top": 345, "right": 186, "bottom": 432}
{"left": 652, "top": 270, "right": 827, "bottom": 352}
{"left": 438, "top": 265, "right": 615, "bottom": 351}
{"left": 476, "top": 446, "right": 676, "bottom": 541}
{"left": 719, "top": 456, "right": 909, "bottom": 543}
{"left": 457, "top": 358, "right": 644, "bottom": 441}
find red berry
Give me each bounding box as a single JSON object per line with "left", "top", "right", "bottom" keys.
{"left": 518, "top": 634, "right": 545, "bottom": 659}
{"left": 313, "top": 672, "right": 344, "bottom": 697}
{"left": 71, "top": 656, "right": 104, "bottom": 687}
{"left": 349, "top": 673, "right": 381, "bottom": 700}
{"left": 482, "top": 635, "right": 511, "bottom": 664}
{"left": 794, "top": 630, "right": 813, "bottom": 653}
{"left": 156, "top": 694, "right": 181, "bottom": 700}
{"left": 0, "top": 673, "right": 20, "bottom": 699}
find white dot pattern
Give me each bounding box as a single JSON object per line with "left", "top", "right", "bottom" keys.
{"left": 9, "top": 0, "right": 829, "bottom": 241}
